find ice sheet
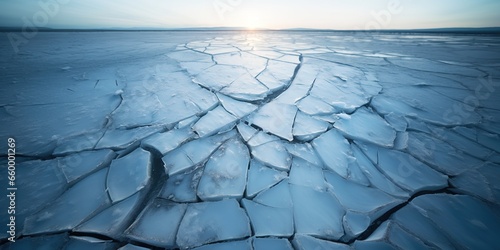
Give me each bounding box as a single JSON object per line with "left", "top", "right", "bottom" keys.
{"left": 3, "top": 31, "right": 499, "bottom": 249}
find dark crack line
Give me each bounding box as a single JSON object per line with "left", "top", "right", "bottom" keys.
{"left": 294, "top": 77, "right": 318, "bottom": 104}
{"left": 352, "top": 187, "right": 458, "bottom": 243}
{"left": 259, "top": 53, "right": 304, "bottom": 104}
{"left": 255, "top": 58, "right": 270, "bottom": 79}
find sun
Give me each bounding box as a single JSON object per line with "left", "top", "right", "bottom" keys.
{"left": 241, "top": 11, "right": 261, "bottom": 30}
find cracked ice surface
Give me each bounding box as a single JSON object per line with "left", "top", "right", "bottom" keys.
{"left": 1, "top": 31, "right": 500, "bottom": 249}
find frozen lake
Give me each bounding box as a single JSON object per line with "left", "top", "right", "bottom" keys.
{"left": 1, "top": 31, "right": 499, "bottom": 249}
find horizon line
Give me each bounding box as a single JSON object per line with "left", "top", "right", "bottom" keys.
{"left": 1, "top": 26, "right": 500, "bottom": 34}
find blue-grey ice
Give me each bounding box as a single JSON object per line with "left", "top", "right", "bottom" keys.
{"left": 312, "top": 129, "right": 352, "bottom": 178}
{"left": 141, "top": 126, "right": 195, "bottom": 155}
{"left": 334, "top": 107, "right": 396, "bottom": 147}
{"left": 2, "top": 31, "right": 499, "bottom": 249}
{"left": 245, "top": 160, "right": 287, "bottom": 198}
{"left": 242, "top": 199, "right": 294, "bottom": 237}
{"left": 253, "top": 237, "right": 293, "bottom": 250}
{"left": 126, "top": 199, "right": 187, "bottom": 248}
{"left": 249, "top": 102, "right": 298, "bottom": 141}
{"left": 192, "top": 105, "right": 238, "bottom": 138}
{"left": 197, "top": 138, "right": 249, "bottom": 200}
{"left": 176, "top": 199, "right": 251, "bottom": 249}
{"left": 107, "top": 148, "right": 151, "bottom": 202}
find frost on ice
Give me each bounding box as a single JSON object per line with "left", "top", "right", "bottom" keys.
{"left": 1, "top": 32, "right": 499, "bottom": 249}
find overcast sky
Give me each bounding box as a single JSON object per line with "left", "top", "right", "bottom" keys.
{"left": 0, "top": 0, "right": 499, "bottom": 30}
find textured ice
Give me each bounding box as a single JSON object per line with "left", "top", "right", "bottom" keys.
{"left": 454, "top": 126, "right": 500, "bottom": 153}
{"left": 0, "top": 77, "right": 121, "bottom": 156}
{"left": 354, "top": 221, "right": 429, "bottom": 250}
{"left": 290, "top": 184, "right": 345, "bottom": 240}
{"left": 57, "top": 149, "right": 116, "bottom": 183}
{"left": 95, "top": 126, "right": 163, "bottom": 150}
{"left": 247, "top": 131, "right": 280, "bottom": 147}
{"left": 383, "top": 113, "right": 408, "bottom": 132}
{"left": 273, "top": 61, "right": 316, "bottom": 104}
{"left": 253, "top": 238, "right": 293, "bottom": 250}
{"left": 168, "top": 49, "right": 213, "bottom": 65}
{"left": 15, "top": 159, "right": 68, "bottom": 217}
{"left": 162, "top": 130, "right": 236, "bottom": 175}
{"left": 429, "top": 125, "right": 495, "bottom": 160}
{"left": 75, "top": 193, "right": 141, "bottom": 239}
{"left": 118, "top": 244, "right": 150, "bottom": 250}
{"left": 246, "top": 160, "right": 287, "bottom": 198}
{"left": 343, "top": 211, "right": 371, "bottom": 238}
{"left": 292, "top": 111, "right": 330, "bottom": 141}
{"left": 141, "top": 126, "right": 195, "bottom": 155}
{"left": 393, "top": 131, "right": 409, "bottom": 150}
{"left": 3, "top": 32, "right": 500, "bottom": 249}
{"left": 289, "top": 157, "right": 326, "bottom": 191}
{"left": 176, "top": 199, "right": 251, "bottom": 249}
{"left": 376, "top": 148, "right": 448, "bottom": 194}
{"left": 406, "top": 131, "right": 483, "bottom": 175}
{"left": 192, "top": 239, "right": 252, "bottom": 250}
{"left": 216, "top": 93, "right": 258, "bottom": 118}
{"left": 324, "top": 171, "right": 403, "bottom": 224}
{"left": 309, "top": 77, "right": 370, "bottom": 113}
{"left": 219, "top": 72, "right": 270, "bottom": 101}
{"left": 53, "top": 130, "right": 105, "bottom": 155}
{"left": 249, "top": 102, "right": 298, "bottom": 141}
{"left": 410, "top": 194, "right": 500, "bottom": 249}
{"left": 176, "top": 115, "right": 200, "bottom": 129}
{"left": 160, "top": 167, "right": 203, "bottom": 202}
{"left": 371, "top": 86, "right": 482, "bottom": 126}
{"left": 450, "top": 162, "right": 500, "bottom": 205}
{"left": 197, "top": 138, "right": 249, "bottom": 201}
{"left": 64, "top": 236, "right": 117, "bottom": 250}
{"left": 312, "top": 129, "right": 351, "bottom": 178}
{"left": 293, "top": 235, "right": 350, "bottom": 250}
{"left": 242, "top": 199, "right": 294, "bottom": 237}
{"left": 126, "top": 199, "right": 187, "bottom": 248}
{"left": 107, "top": 148, "right": 151, "bottom": 202}
{"left": 351, "top": 144, "right": 409, "bottom": 198}
{"left": 254, "top": 179, "right": 293, "bottom": 208}
{"left": 256, "top": 60, "right": 298, "bottom": 92}
{"left": 111, "top": 71, "right": 218, "bottom": 128}
{"left": 391, "top": 204, "right": 457, "bottom": 249}
{"left": 297, "top": 95, "right": 337, "bottom": 116}
{"left": 334, "top": 107, "right": 396, "bottom": 147}
{"left": 214, "top": 52, "right": 267, "bottom": 77}
{"left": 236, "top": 122, "right": 259, "bottom": 141}
{"left": 285, "top": 142, "right": 323, "bottom": 166}
{"left": 195, "top": 64, "right": 265, "bottom": 97}
{"left": 192, "top": 105, "right": 238, "bottom": 138}
{"left": 23, "top": 168, "right": 110, "bottom": 235}
{"left": 0, "top": 233, "right": 67, "bottom": 250}
{"left": 345, "top": 154, "right": 371, "bottom": 187}
{"left": 251, "top": 140, "right": 292, "bottom": 171}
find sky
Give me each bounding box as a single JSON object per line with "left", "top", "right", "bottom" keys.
{"left": 0, "top": 0, "right": 499, "bottom": 30}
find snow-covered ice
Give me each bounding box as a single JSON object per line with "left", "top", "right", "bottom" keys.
{"left": 1, "top": 31, "right": 499, "bottom": 249}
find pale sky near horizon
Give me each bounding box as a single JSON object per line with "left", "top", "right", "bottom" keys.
{"left": 0, "top": 0, "right": 499, "bottom": 30}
